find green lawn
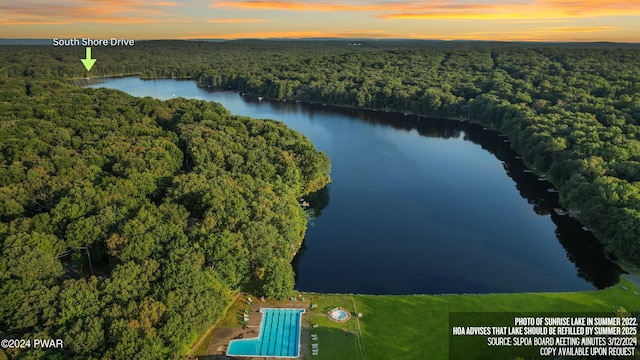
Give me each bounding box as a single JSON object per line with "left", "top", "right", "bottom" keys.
{"left": 213, "top": 297, "right": 252, "bottom": 329}
{"left": 302, "top": 278, "right": 640, "bottom": 360}
{"left": 200, "top": 280, "right": 639, "bottom": 359}
{"left": 191, "top": 328, "right": 215, "bottom": 357}
{"left": 304, "top": 294, "right": 362, "bottom": 360}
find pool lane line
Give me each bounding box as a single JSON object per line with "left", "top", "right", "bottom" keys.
{"left": 271, "top": 309, "right": 280, "bottom": 355}
{"left": 276, "top": 310, "right": 285, "bottom": 355}
{"left": 282, "top": 311, "right": 291, "bottom": 355}
{"left": 259, "top": 310, "right": 272, "bottom": 355}
{"left": 292, "top": 311, "right": 300, "bottom": 356}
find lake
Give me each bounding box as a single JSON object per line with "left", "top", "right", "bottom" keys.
{"left": 80, "top": 77, "right": 621, "bottom": 295}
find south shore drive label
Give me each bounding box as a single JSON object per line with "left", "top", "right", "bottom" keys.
{"left": 52, "top": 38, "right": 135, "bottom": 46}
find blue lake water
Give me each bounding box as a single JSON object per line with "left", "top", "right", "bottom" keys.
{"left": 81, "top": 77, "right": 621, "bottom": 295}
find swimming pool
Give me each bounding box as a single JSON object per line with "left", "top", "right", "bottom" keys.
{"left": 329, "top": 307, "right": 351, "bottom": 322}
{"left": 227, "top": 308, "right": 305, "bottom": 358}
{"left": 331, "top": 309, "right": 348, "bottom": 321}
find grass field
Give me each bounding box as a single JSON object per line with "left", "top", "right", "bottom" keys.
{"left": 354, "top": 278, "right": 639, "bottom": 360}
{"left": 201, "top": 278, "right": 640, "bottom": 359}
{"left": 305, "top": 294, "right": 364, "bottom": 359}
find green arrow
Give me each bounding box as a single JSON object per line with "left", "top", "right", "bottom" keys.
{"left": 81, "top": 47, "right": 96, "bottom": 71}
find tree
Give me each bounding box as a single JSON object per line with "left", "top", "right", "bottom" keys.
{"left": 0, "top": 232, "right": 63, "bottom": 280}
{"left": 261, "top": 259, "right": 295, "bottom": 300}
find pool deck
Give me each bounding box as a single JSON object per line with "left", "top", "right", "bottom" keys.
{"left": 204, "top": 297, "right": 311, "bottom": 359}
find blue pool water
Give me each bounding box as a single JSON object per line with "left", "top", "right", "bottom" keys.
{"left": 227, "top": 308, "right": 305, "bottom": 358}
{"left": 331, "top": 308, "right": 348, "bottom": 321}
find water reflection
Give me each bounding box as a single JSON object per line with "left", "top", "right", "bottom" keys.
{"left": 81, "top": 77, "right": 622, "bottom": 294}
{"left": 285, "top": 102, "right": 621, "bottom": 290}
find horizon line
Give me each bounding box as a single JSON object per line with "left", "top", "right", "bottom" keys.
{"left": 1, "top": 37, "right": 639, "bottom": 44}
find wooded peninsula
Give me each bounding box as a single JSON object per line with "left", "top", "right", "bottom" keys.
{"left": 1, "top": 40, "right": 639, "bottom": 359}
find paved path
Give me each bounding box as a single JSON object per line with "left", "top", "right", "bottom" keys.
{"left": 623, "top": 273, "right": 640, "bottom": 289}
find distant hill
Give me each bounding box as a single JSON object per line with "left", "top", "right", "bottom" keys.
{"left": 0, "top": 38, "right": 51, "bottom": 45}
{"left": 1, "top": 38, "right": 638, "bottom": 48}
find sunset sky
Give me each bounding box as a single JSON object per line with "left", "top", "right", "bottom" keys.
{"left": 1, "top": 0, "right": 639, "bottom": 42}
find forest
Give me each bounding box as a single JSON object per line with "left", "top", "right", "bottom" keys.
{"left": 1, "top": 40, "right": 640, "bottom": 358}
{"left": 0, "top": 76, "right": 330, "bottom": 358}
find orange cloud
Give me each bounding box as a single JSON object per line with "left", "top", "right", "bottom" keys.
{"left": 537, "top": 0, "right": 635, "bottom": 17}
{"left": 207, "top": 18, "right": 272, "bottom": 23}
{"left": 186, "top": 30, "right": 337, "bottom": 38}
{"left": 185, "top": 29, "right": 445, "bottom": 40}
{"left": 0, "top": 0, "right": 182, "bottom": 25}
{"left": 212, "top": 0, "right": 640, "bottom": 20}
{"left": 211, "top": 0, "right": 390, "bottom": 11}
{"left": 543, "top": 26, "right": 623, "bottom": 33}
{"left": 2, "top": 0, "right": 638, "bottom": 42}
{"left": 1, "top": 17, "right": 161, "bottom": 25}
{"left": 462, "top": 25, "right": 625, "bottom": 42}
{"left": 379, "top": 1, "right": 640, "bottom": 20}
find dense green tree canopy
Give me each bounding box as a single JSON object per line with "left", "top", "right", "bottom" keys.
{"left": 0, "top": 76, "right": 330, "bottom": 359}
{"left": 2, "top": 40, "right": 640, "bottom": 358}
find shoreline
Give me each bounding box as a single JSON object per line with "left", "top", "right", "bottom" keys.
{"left": 193, "top": 280, "right": 640, "bottom": 358}
{"left": 73, "top": 75, "right": 638, "bottom": 284}
{"left": 71, "top": 73, "right": 470, "bottom": 123}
